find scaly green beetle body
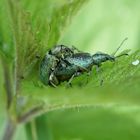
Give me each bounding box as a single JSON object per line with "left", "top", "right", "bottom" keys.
{"left": 54, "top": 52, "right": 119, "bottom": 84}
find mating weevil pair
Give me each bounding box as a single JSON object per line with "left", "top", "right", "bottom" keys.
{"left": 39, "top": 38, "right": 128, "bottom": 87}
{"left": 39, "top": 45, "right": 80, "bottom": 87}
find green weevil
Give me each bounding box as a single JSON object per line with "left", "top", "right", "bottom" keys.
{"left": 39, "top": 45, "right": 79, "bottom": 87}
{"left": 40, "top": 38, "right": 128, "bottom": 87}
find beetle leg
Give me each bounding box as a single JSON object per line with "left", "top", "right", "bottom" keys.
{"left": 49, "top": 80, "right": 57, "bottom": 88}
{"left": 66, "top": 71, "right": 81, "bottom": 87}
{"left": 85, "top": 71, "right": 92, "bottom": 84}
{"left": 66, "top": 73, "right": 76, "bottom": 87}
{"left": 49, "top": 72, "right": 59, "bottom": 87}
{"left": 96, "top": 66, "right": 103, "bottom": 86}
{"left": 67, "top": 74, "right": 75, "bottom": 87}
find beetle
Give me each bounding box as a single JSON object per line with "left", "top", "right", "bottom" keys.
{"left": 39, "top": 45, "right": 80, "bottom": 87}
{"left": 53, "top": 51, "right": 128, "bottom": 86}
{"left": 39, "top": 52, "right": 58, "bottom": 86}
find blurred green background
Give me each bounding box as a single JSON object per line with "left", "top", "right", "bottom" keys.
{"left": 59, "top": 0, "right": 140, "bottom": 53}
{"left": 0, "top": 0, "right": 140, "bottom": 140}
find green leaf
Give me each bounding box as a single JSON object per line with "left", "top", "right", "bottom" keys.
{"left": 46, "top": 0, "right": 88, "bottom": 50}
{"left": 25, "top": 115, "right": 53, "bottom": 140}
{"left": 1, "top": 0, "right": 140, "bottom": 140}
{"left": 45, "top": 106, "right": 140, "bottom": 140}
{"left": 12, "top": 50, "right": 140, "bottom": 123}
{"left": 5, "top": 0, "right": 88, "bottom": 90}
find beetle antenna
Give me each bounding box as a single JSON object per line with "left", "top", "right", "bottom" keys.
{"left": 112, "top": 37, "right": 128, "bottom": 56}
{"left": 115, "top": 53, "right": 128, "bottom": 58}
